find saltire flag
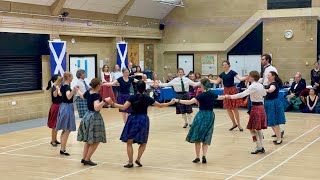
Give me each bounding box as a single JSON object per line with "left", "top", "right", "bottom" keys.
{"left": 116, "top": 41, "right": 128, "bottom": 70}
{"left": 49, "top": 41, "right": 67, "bottom": 76}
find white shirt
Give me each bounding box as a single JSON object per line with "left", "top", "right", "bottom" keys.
{"left": 159, "top": 76, "right": 200, "bottom": 92}
{"left": 76, "top": 79, "right": 90, "bottom": 96}
{"left": 112, "top": 71, "right": 123, "bottom": 81}
{"left": 145, "top": 78, "right": 152, "bottom": 90}
{"left": 231, "top": 82, "right": 266, "bottom": 102}
{"left": 259, "top": 64, "right": 278, "bottom": 85}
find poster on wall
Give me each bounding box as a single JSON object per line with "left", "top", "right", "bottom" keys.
{"left": 69, "top": 55, "right": 97, "bottom": 88}
{"left": 201, "top": 54, "right": 218, "bottom": 75}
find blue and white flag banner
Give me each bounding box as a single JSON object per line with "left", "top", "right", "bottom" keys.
{"left": 117, "top": 41, "right": 128, "bottom": 71}
{"left": 49, "top": 41, "right": 67, "bottom": 76}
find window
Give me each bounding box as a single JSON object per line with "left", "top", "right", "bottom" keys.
{"left": 267, "top": 0, "right": 312, "bottom": 10}
{"left": 0, "top": 56, "right": 42, "bottom": 94}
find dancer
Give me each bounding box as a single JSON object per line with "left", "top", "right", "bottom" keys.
{"left": 226, "top": 71, "right": 267, "bottom": 154}
{"left": 173, "top": 79, "right": 225, "bottom": 163}
{"left": 75, "top": 69, "right": 89, "bottom": 118}
{"left": 159, "top": 68, "right": 200, "bottom": 128}
{"left": 107, "top": 80, "right": 174, "bottom": 168}
{"left": 105, "top": 68, "right": 140, "bottom": 123}
{"left": 46, "top": 74, "right": 63, "bottom": 147}
{"left": 100, "top": 65, "right": 115, "bottom": 107}
{"left": 56, "top": 72, "right": 78, "bottom": 156}
{"left": 76, "top": 78, "right": 108, "bottom": 166}
{"left": 209, "top": 60, "right": 247, "bottom": 131}
{"left": 265, "top": 71, "right": 286, "bottom": 145}
{"left": 260, "top": 54, "right": 285, "bottom": 138}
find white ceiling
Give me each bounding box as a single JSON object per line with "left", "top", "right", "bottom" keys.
{"left": 5, "top": 0, "right": 55, "bottom": 6}
{"left": 3, "top": 0, "right": 175, "bottom": 19}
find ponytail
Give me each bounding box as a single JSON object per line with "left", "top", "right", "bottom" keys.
{"left": 46, "top": 74, "right": 60, "bottom": 90}
{"left": 270, "top": 71, "right": 283, "bottom": 88}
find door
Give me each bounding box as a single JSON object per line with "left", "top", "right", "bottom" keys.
{"left": 244, "top": 55, "right": 262, "bottom": 75}
{"left": 69, "top": 55, "right": 97, "bottom": 88}
{"left": 228, "top": 55, "right": 245, "bottom": 83}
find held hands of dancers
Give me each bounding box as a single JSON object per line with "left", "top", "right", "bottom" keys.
{"left": 225, "top": 94, "right": 231, "bottom": 99}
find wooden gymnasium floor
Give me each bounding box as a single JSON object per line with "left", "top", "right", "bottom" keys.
{"left": 0, "top": 107, "right": 319, "bottom": 180}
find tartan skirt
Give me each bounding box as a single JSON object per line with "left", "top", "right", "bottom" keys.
{"left": 247, "top": 105, "right": 267, "bottom": 130}
{"left": 56, "top": 103, "right": 76, "bottom": 131}
{"left": 186, "top": 110, "right": 215, "bottom": 145}
{"left": 264, "top": 98, "right": 286, "bottom": 127}
{"left": 223, "top": 86, "right": 242, "bottom": 109}
{"left": 120, "top": 114, "right": 150, "bottom": 144}
{"left": 117, "top": 93, "right": 132, "bottom": 113}
{"left": 76, "top": 97, "right": 88, "bottom": 118}
{"left": 77, "top": 111, "right": 106, "bottom": 144}
{"left": 176, "top": 93, "right": 193, "bottom": 114}
{"left": 47, "top": 103, "right": 61, "bottom": 129}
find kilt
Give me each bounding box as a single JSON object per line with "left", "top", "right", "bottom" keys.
{"left": 264, "top": 98, "right": 286, "bottom": 127}
{"left": 77, "top": 111, "right": 106, "bottom": 144}
{"left": 223, "top": 86, "right": 242, "bottom": 109}
{"left": 56, "top": 103, "right": 76, "bottom": 131}
{"left": 247, "top": 105, "right": 267, "bottom": 130}
{"left": 117, "top": 93, "right": 132, "bottom": 113}
{"left": 47, "top": 103, "right": 61, "bottom": 129}
{"left": 120, "top": 114, "right": 150, "bottom": 144}
{"left": 186, "top": 110, "right": 215, "bottom": 145}
{"left": 76, "top": 97, "right": 88, "bottom": 118}
{"left": 176, "top": 93, "right": 193, "bottom": 114}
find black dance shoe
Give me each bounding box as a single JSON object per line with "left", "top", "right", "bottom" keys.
{"left": 83, "top": 160, "right": 97, "bottom": 166}
{"left": 135, "top": 160, "right": 143, "bottom": 167}
{"left": 273, "top": 140, "right": 282, "bottom": 145}
{"left": 55, "top": 141, "right": 61, "bottom": 145}
{"left": 183, "top": 123, "right": 189, "bottom": 128}
{"left": 50, "top": 142, "right": 57, "bottom": 147}
{"left": 192, "top": 158, "right": 200, "bottom": 163}
{"left": 60, "top": 150, "right": 70, "bottom": 156}
{"left": 251, "top": 148, "right": 265, "bottom": 154}
{"left": 202, "top": 156, "right": 207, "bottom": 164}
{"left": 124, "top": 163, "right": 134, "bottom": 168}
{"left": 229, "top": 125, "right": 238, "bottom": 131}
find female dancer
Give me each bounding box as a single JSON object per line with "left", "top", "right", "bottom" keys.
{"left": 174, "top": 79, "right": 225, "bottom": 163}
{"left": 46, "top": 74, "right": 62, "bottom": 147}
{"left": 107, "top": 80, "right": 174, "bottom": 168}
{"left": 56, "top": 72, "right": 78, "bottom": 156}
{"left": 226, "top": 71, "right": 267, "bottom": 154}
{"left": 265, "top": 71, "right": 286, "bottom": 145}
{"left": 105, "top": 68, "right": 139, "bottom": 123}
{"left": 76, "top": 78, "right": 108, "bottom": 166}
{"left": 209, "top": 60, "right": 247, "bottom": 131}
{"left": 100, "top": 64, "right": 115, "bottom": 107}
{"left": 159, "top": 68, "right": 200, "bottom": 128}
{"left": 111, "top": 64, "right": 123, "bottom": 102}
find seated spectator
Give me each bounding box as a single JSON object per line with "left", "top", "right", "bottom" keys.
{"left": 207, "top": 74, "right": 214, "bottom": 88}
{"left": 311, "top": 62, "right": 320, "bottom": 95}
{"left": 151, "top": 73, "right": 161, "bottom": 102}
{"left": 301, "top": 88, "right": 318, "bottom": 113}
{"left": 142, "top": 74, "right": 152, "bottom": 96}
{"left": 166, "top": 73, "right": 174, "bottom": 83}
{"left": 195, "top": 72, "right": 202, "bottom": 82}
{"left": 286, "top": 72, "right": 306, "bottom": 109}
{"left": 188, "top": 73, "right": 198, "bottom": 99}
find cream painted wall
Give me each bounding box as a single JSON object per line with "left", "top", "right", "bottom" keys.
{"left": 263, "top": 17, "right": 317, "bottom": 84}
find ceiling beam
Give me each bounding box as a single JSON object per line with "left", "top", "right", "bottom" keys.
{"left": 51, "top": 0, "right": 66, "bottom": 16}
{"left": 117, "top": 0, "right": 135, "bottom": 21}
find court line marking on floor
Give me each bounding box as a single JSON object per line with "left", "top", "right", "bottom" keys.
{"left": 0, "top": 110, "right": 168, "bottom": 150}
{"left": 52, "top": 159, "right": 258, "bottom": 179}
{"left": 225, "top": 124, "right": 320, "bottom": 180}
{"left": 0, "top": 112, "right": 172, "bottom": 154}
{"left": 257, "top": 136, "right": 320, "bottom": 180}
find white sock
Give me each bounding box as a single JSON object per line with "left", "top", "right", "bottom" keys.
{"left": 187, "top": 113, "right": 192, "bottom": 124}
{"left": 280, "top": 126, "right": 284, "bottom": 132}
{"left": 182, "top": 114, "right": 188, "bottom": 124}
{"left": 257, "top": 130, "right": 264, "bottom": 149}
{"left": 250, "top": 131, "right": 259, "bottom": 148}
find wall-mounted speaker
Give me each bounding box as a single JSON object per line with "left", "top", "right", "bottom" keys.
{"left": 159, "top": 23, "right": 165, "bottom": 30}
